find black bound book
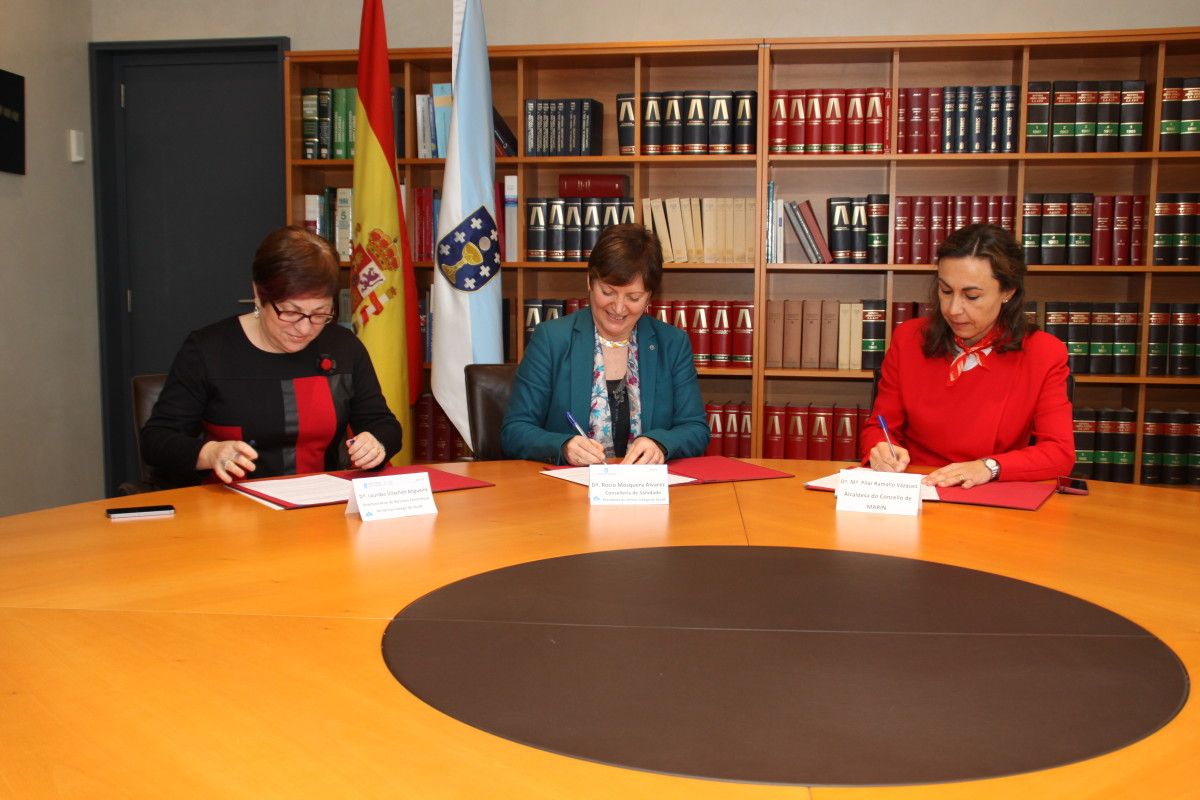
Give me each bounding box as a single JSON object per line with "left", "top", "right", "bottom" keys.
{"left": 1113, "top": 407, "right": 1135, "bottom": 483}
{"left": 861, "top": 299, "right": 887, "bottom": 370}
{"left": 525, "top": 197, "right": 547, "bottom": 261}
{"left": 987, "top": 85, "right": 1002, "bottom": 153}
{"left": 492, "top": 107, "right": 517, "bottom": 156}
{"left": 641, "top": 92, "right": 663, "bottom": 155}
{"left": 867, "top": 194, "right": 890, "bottom": 264}
{"left": 955, "top": 85, "right": 971, "bottom": 154}
{"left": 600, "top": 198, "right": 621, "bottom": 229}
{"left": 708, "top": 90, "right": 734, "bottom": 154}
{"left": 563, "top": 199, "right": 582, "bottom": 262}
{"left": 1022, "top": 193, "right": 1043, "bottom": 265}
{"left": 662, "top": 91, "right": 684, "bottom": 155}
{"left": 1163, "top": 409, "right": 1191, "bottom": 484}
{"left": 1095, "top": 81, "right": 1121, "bottom": 153}
{"left": 1066, "top": 301, "right": 1092, "bottom": 374}
{"left": 546, "top": 198, "right": 566, "bottom": 261}
{"left": 1074, "top": 80, "right": 1098, "bottom": 153}
{"left": 827, "top": 197, "right": 853, "bottom": 263}
{"left": 1113, "top": 302, "right": 1139, "bottom": 375}
{"left": 1088, "top": 301, "right": 1115, "bottom": 374}
{"left": 1153, "top": 193, "right": 1176, "bottom": 265}
{"left": 1190, "top": 411, "right": 1200, "bottom": 485}
{"left": 733, "top": 90, "right": 757, "bottom": 154}
{"left": 1119, "top": 80, "right": 1146, "bottom": 152}
{"left": 1182, "top": 77, "right": 1200, "bottom": 150}
{"left": 620, "top": 199, "right": 636, "bottom": 225}
{"left": 579, "top": 99, "right": 604, "bottom": 156}
{"left": 683, "top": 90, "right": 710, "bottom": 155}
{"left": 523, "top": 298, "right": 543, "bottom": 344}
{"left": 581, "top": 198, "right": 602, "bottom": 260}
{"left": 316, "top": 87, "right": 333, "bottom": 159}
{"left": 1160, "top": 77, "right": 1184, "bottom": 151}
{"left": 942, "top": 86, "right": 957, "bottom": 153}
{"left": 1147, "top": 302, "right": 1170, "bottom": 375}
{"left": 391, "top": 87, "right": 406, "bottom": 158}
{"left": 1041, "top": 194, "right": 1069, "bottom": 264}
{"left": 1051, "top": 80, "right": 1077, "bottom": 153}
{"left": 1072, "top": 406, "right": 1096, "bottom": 479}
{"left": 1025, "top": 81, "right": 1051, "bottom": 153}
{"left": 1141, "top": 408, "right": 1166, "bottom": 484}
{"left": 1068, "top": 193, "right": 1095, "bottom": 265}
{"left": 1043, "top": 300, "right": 1068, "bottom": 345}
{"left": 616, "top": 92, "right": 636, "bottom": 155}
{"left": 851, "top": 197, "right": 869, "bottom": 263}
{"left": 1094, "top": 408, "right": 1116, "bottom": 482}
{"left": 1169, "top": 302, "right": 1197, "bottom": 376}
{"left": 969, "top": 86, "right": 986, "bottom": 153}
{"left": 1002, "top": 84, "right": 1019, "bottom": 153}
{"left": 1177, "top": 193, "right": 1197, "bottom": 265}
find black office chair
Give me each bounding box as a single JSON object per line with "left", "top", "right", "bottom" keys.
{"left": 117, "top": 373, "right": 169, "bottom": 495}
{"left": 464, "top": 363, "right": 518, "bottom": 461}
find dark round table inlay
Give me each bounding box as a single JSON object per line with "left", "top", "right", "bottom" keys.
{"left": 382, "top": 546, "right": 1189, "bottom": 785}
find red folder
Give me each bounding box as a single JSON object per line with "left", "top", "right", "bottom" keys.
{"left": 934, "top": 481, "right": 1055, "bottom": 511}
{"left": 668, "top": 456, "right": 794, "bottom": 484}
{"left": 231, "top": 466, "right": 493, "bottom": 509}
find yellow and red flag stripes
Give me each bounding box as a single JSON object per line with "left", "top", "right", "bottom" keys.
{"left": 351, "top": 0, "right": 421, "bottom": 464}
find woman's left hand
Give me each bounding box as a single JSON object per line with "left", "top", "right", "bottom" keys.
{"left": 621, "top": 437, "right": 665, "bottom": 465}
{"left": 923, "top": 459, "right": 993, "bottom": 489}
{"left": 347, "top": 432, "right": 387, "bottom": 469}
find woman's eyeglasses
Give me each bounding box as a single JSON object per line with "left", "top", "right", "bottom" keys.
{"left": 271, "top": 302, "right": 336, "bottom": 326}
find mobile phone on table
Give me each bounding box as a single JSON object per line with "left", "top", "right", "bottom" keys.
{"left": 105, "top": 504, "right": 176, "bottom": 519}
{"left": 1055, "top": 476, "right": 1089, "bottom": 495}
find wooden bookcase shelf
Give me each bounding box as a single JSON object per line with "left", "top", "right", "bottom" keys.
{"left": 284, "top": 27, "right": 1200, "bottom": 482}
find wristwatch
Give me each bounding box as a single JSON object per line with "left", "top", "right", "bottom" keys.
{"left": 982, "top": 457, "right": 1001, "bottom": 481}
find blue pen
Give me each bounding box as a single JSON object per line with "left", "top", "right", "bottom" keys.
{"left": 877, "top": 415, "right": 898, "bottom": 461}
{"left": 565, "top": 410, "right": 587, "bottom": 439}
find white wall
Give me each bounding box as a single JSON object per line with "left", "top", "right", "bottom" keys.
{"left": 0, "top": 0, "right": 101, "bottom": 516}
{"left": 3, "top": 0, "right": 1197, "bottom": 515}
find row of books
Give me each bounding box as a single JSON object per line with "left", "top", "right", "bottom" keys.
{"left": 1026, "top": 80, "right": 1146, "bottom": 153}
{"left": 1043, "top": 302, "right": 1199, "bottom": 377}
{"left": 1152, "top": 193, "right": 1200, "bottom": 266}
{"left": 526, "top": 198, "right": 634, "bottom": 262}
{"left": 419, "top": 295, "right": 516, "bottom": 365}
{"left": 898, "top": 85, "right": 1019, "bottom": 155}
{"left": 413, "top": 87, "right": 452, "bottom": 159}
{"left": 523, "top": 298, "right": 586, "bottom": 344}
{"left": 648, "top": 300, "right": 754, "bottom": 368}
{"left": 775, "top": 196, "right": 889, "bottom": 265}
{"left": 638, "top": 196, "right": 757, "bottom": 264}
{"left": 759, "top": 403, "right": 868, "bottom": 462}
{"left": 412, "top": 393, "right": 470, "bottom": 463}
{"left": 618, "top": 90, "right": 758, "bottom": 156}
{"left": 893, "top": 195, "right": 1017, "bottom": 265}
{"left": 1022, "top": 193, "right": 1145, "bottom": 267}
{"left": 1138, "top": 409, "right": 1200, "bottom": 485}
{"left": 300, "top": 87, "right": 357, "bottom": 160}
{"left": 763, "top": 299, "right": 886, "bottom": 371}
{"left": 303, "top": 188, "right": 354, "bottom": 261}
{"left": 1160, "top": 77, "right": 1200, "bottom": 151}
{"left": 766, "top": 88, "right": 889, "bottom": 155}
{"left": 523, "top": 98, "right": 603, "bottom": 157}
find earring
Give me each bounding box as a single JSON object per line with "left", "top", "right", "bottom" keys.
{"left": 253, "top": 306, "right": 261, "bottom": 318}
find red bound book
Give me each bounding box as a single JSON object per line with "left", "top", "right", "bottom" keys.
{"left": 808, "top": 405, "right": 834, "bottom": 460}
{"left": 883, "top": 88, "right": 893, "bottom": 153}
{"left": 917, "top": 301, "right": 935, "bottom": 319}
{"left": 797, "top": 200, "right": 835, "bottom": 262}
{"left": 454, "top": 429, "right": 470, "bottom": 461}
{"left": 911, "top": 195, "right": 931, "bottom": 264}
{"left": 557, "top": 174, "right": 630, "bottom": 198}
{"left": 927, "top": 86, "right": 942, "bottom": 154}
{"left": 845, "top": 88, "right": 866, "bottom": 153}
{"left": 1093, "top": 195, "right": 1114, "bottom": 265}
{"left": 930, "top": 195, "right": 949, "bottom": 252}
{"left": 891, "top": 301, "right": 915, "bottom": 330}
{"left": 787, "top": 89, "right": 807, "bottom": 153}
{"left": 762, "top": 403, "right": 787, "bottom": 458}
{"left": 705, "top": 402, "right": 724, "bottom": 456}
{"left": 731, "top": 301, "right": 754, "bottom": 368}
{"left": 804, "top": 89, "right": 824, "bottom": 153}
{"left": 822, "top": 89, "right": 846, "bottom": 153}
{"left": 896, "top": 88, "right": 909, "bottom": 154}
{"left": 1112, "top": 194, "right": 1132, "bottom": 266}
{"left": 649, "top": 300, "right": 668, "bottom": 323}
{"left": 785, "top": 404, "right": 809, "bottom": 459}
{"left": 433, "top": 401, "right": 452, "bottom": 463}
{"left": 987, "top": 195, "right": 1001, "bottom": 225}
{"left": 722, "top": 404, "right": 740, "bottom": 458}
{"left": 1131, "top": 195, "right": 1146, "bottom": 264}
{"left": 857, "top": 406, "right": 871, "bottom": 459}
{"left": 566, "top": 298, "right": 584, "bottom": 315}
{"left": 1001, "top": 195, "right": 1016, "bottom": 232}
{"left": 415, "top": 393, "right": 434, "bottom": 462}
{"left": 832, "top": 405, "right": 859, "bottom": 461}
{"left": 689, "top": 300, "right": 712, "bottom": 368}
{"left": 865, "top": 87, "right": 886, "bottom": 154}
{"left": 893, "top": 195, "right": 912, "bottom": 264}
{"left": 970, "top": 195, "right": 986, "bottom": 225}
{"left": 769, "top": 89, "right": 790, "bottom": 153}
{"left": 907, "top": 87, "right": 928, "bottom": 153}
{"left": 953, "top": 194, "right": 970, "bottom": 230}
{"left": 710, "top": 300, "right": 732, "bottom": 367}
{"left": 737, "top": 403, "right": 752, "bottom": 459}
{"left": 671, "top": 300, "right": 689, "bottom": 331}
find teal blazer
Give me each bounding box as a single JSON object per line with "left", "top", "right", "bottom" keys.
{"left": 501, "top": 311, "right": 709, "bottom": 464}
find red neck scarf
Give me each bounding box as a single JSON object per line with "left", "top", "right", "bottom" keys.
{"left": 948, "top": 325, "right": 1003, "bottom": 384}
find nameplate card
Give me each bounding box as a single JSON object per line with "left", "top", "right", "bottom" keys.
{"left": 835, "top": 469, "right": 923, "bottom": 516}
{"left": 588, "top": 464, "right": 670, "bottom": 505}
{"left": 346, "top": 472, "right": 438, "bottom": 521}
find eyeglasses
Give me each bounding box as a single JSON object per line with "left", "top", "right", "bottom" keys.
{"left": 271, "top": 301, "right": 336, "bottom": 326}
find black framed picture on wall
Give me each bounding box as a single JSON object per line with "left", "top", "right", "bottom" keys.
{"left": 0, "top": 68, "right": 26, "bottom": 175}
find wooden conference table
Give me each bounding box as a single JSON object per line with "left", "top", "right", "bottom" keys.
{"left": 1, "top": 459, "right": 1197, "bottom": 799}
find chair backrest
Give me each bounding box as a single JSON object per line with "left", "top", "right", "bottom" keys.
{"left": 131, "top": 373, "right": 168, "bottom": 484}
{"left": 464, "top": 363, "right": 518, "bottom": 461}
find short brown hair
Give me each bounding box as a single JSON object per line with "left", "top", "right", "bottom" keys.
{"left": 252, "top": 226, "right": 341, "bottom": 305}
{"left": 587, "top": 224, "right": 663, "bottom": 295}
{"left": 923, "top": 223, "right": 1031, "bottom": 357}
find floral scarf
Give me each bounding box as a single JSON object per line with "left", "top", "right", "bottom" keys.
{"left": 588, "top": 330, "right": 642, "bottom": 457}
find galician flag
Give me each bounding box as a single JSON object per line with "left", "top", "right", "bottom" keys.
{"left": 351, "top": 0, "right": 421, "bottom": 464}
{"left": 432, "top": 0, "right": 503, "bottom": 442}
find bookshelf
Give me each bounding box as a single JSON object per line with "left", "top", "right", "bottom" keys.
{"left": 284, "top": 28, "right": 1200, "bottom": 482}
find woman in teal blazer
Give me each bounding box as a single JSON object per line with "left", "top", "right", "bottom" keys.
{"left": 501, "top": 225, "right": 709, "bottom": 465}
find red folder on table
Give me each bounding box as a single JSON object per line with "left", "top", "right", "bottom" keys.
{"left": 934, "top": 481, "right": 1055, "bottom": 511}
{"left": 668, "top": 456, "right": 794, "bottom": 484}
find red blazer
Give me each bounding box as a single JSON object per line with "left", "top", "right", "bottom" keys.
{"left": 860, "top": 318, "right": 1075, "bottom": 481}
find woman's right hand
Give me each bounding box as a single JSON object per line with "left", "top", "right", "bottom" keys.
{"left": 868, "top": 441, "right": 911, "bottom": 473}
{"left": 198, "top": 440, "right": 259, "bottom": 484}
{"left": 563, "top": 435, "right": 607, "bottom": 466}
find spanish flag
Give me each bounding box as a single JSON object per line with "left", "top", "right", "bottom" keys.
{"left": 351, "top": 0, "right": 421, "bottom": 464}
